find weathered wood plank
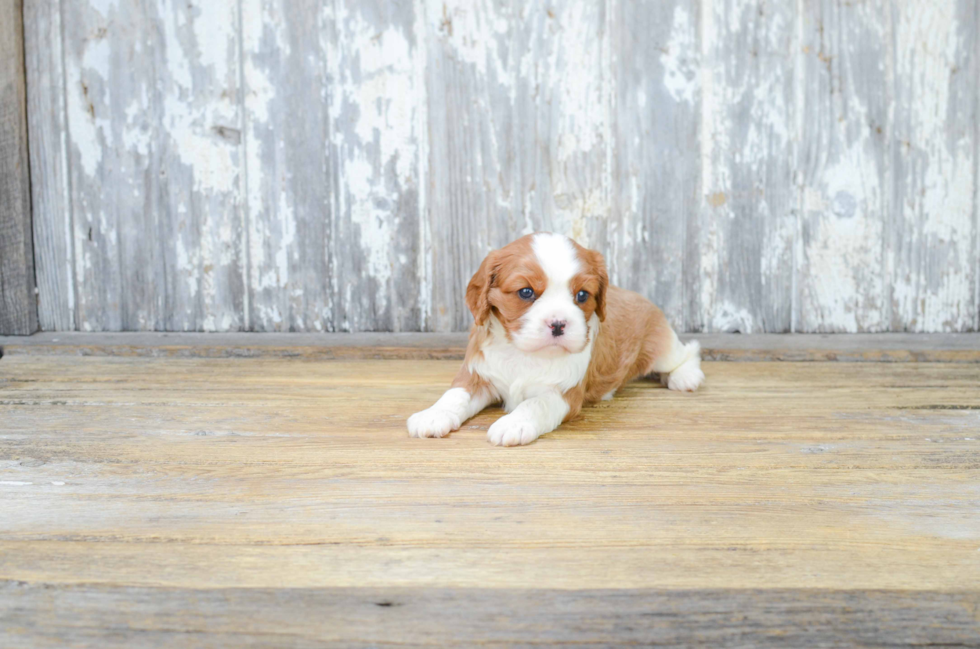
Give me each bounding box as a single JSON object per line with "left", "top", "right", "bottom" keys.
{"left": 242, "top": 0, "right": 424, "bottom": 333}
{"left": 2, "top": 356, "right": 980, "bottom": 643}
{"left": 797, "top": 0, "right": 890, "bottom": 333}
{"left": 0, "top": 0, "right": 37, "bottom": 336}
{"left": 424, "top": 0, "right": 610, "bottom": 332}
{"left": 241, "top": 0, "right": 333, "bottom": 332}
{"left": 611, "top": 0, "right": 701, "bottom": 330}
{"left": 24, "top": 0, "right": 73, "bottom": 332}
{"left": 326, "top": 0, "right": 423, "bottom": 332}
{"left": 20, "top": 0, "right": 980, "bottom": 335}
{"left": 3, "top": 584, "right": 978, "bottom": 648}
{"left": 1, "top": 358, "right": 979, "bottom": 592}
{"left": 3, "top": 331, "right": 980, "bottom": 362}
{"left": 61, "top": 0, "right": 245, "bottom": 331}
{"left": 888, "top": 0, "right": 977, "bottom": 331}
{"left": 698, "top": 0, "right": 797, "bottom": 333}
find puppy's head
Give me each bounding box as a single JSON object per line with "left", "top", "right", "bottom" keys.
{"left": 466, "top": 233, "right": 608, "bottom": 355}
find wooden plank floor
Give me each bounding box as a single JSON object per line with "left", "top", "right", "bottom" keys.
{"left": 2, "top": 355, "right": 979, "bottom": 646}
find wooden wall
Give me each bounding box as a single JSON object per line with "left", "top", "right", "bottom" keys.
{"left": 1, "top": 0, "right": 37, "bottom": 335}
{"left": 22, "top": 0, "right": 980, "bottom": 333}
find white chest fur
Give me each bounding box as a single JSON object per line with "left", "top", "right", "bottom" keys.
{"left": 469, "top": 316, "right": 596, "bottom": 411}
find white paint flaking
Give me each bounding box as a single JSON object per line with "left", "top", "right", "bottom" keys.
{"left": 661, "top": 5, "right": 698, "bottom": 105}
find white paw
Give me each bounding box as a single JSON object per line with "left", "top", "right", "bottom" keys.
{"left": 667, "top": 364, "right": 704, "bottom": 392}
{"left": 407, "top": 408, "right": 460, "bottom": 438}
{"left": 487, "top": 415, "right": 540, "bottom": 447}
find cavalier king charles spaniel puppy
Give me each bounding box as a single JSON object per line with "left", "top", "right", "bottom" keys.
{"left": 408, "top": 233, "right": 704, "bottom": 446}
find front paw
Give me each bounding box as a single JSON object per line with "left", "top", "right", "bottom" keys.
{"left": 407, "top": 408, "right": 460, "bottom": 438}
{"left": 487, "top": 415, "right": 540, "bottom": 447}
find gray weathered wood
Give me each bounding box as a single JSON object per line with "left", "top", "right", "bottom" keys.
{"left": 60, "top": 0, "right": 245, "bottom": 331}
{"left": 697, "top": 0, "right": 797, "bottom": 333}
{"left": 241, "top": 0, "right": 333, "bottom": 332}
{"left": 24, "top": 0, "right": 73, "bottom": 332}
{"left": 424, "top": 0, "right": 610, "bottom": 332}
{"left": 22, "top": 0, "right": 980, "bottom": 334}
{"left": 797, "top": 0, "right": 891, "bottom": 333}
{"left": 0, "top": 0, "right": 37, "bottom": 336}
{"left": 243, "top": 0, "right": 423, "bottom": 333}
{"left": 2, "top": 584, "right": 978, "bottom": 648}
{"left": 611, "top": 0, "right": 701, "bottom": 331}
{"left": 888, "top": 0, "right": 977, "bottom": 332}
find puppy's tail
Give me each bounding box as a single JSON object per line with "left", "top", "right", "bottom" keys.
{"left": 656, "top": 338, "right": 704, "bottom": 392}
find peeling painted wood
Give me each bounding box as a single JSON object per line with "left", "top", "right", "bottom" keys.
{"left": 60, "top": 0, "right": 245, "bottom": 331}
{"left": 424, "top": 0, "right": 610, "bottom": 331}
{"left": 243, "top": 0, "right": 423, "bottom": 332}
{"left": 888, "top": 0, "right": 977, "bottom": 332}
{"left": 24, "top": 0, "right": 980, "bottom": 333}
{"left": 797, "top": 0, "right": 890, "bottom": 333}
{"left": 611, "top": 0, "right": 701, "bottom": 330}
{"left": 326, "top": 0, "right": 424, "bottom": 332}
{"left": 0, "top": 0, "right": 37, "bottom": 335}
{"left": 698, "top": 0, "right": 798, "bottom": 333}
{"left": 241, "top": 0, "right": 334, "bottom": 332}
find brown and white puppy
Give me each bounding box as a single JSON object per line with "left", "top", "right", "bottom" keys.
{"left": 408, "top": 233, "right": 703, "bottom": 446}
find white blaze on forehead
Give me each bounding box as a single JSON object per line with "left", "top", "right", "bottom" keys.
{"left": 531, "top": 234, "right": 580, "bottom": 291}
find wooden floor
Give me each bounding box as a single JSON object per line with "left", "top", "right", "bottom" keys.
{"left": 2, "top": 352, "right": 979, "bottom": 646}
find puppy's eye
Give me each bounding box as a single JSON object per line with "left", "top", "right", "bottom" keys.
{"left": 518, "top": 287, "right": 535, "bottom": 300}
{"left": 576, "top": 290, "right": 589, "bottom": 303}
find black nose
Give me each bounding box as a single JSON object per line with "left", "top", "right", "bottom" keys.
{"left": 550, "top": 321, "right": 566, "bottom": 337}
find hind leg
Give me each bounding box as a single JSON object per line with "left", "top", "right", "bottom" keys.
{"left": 647, "top": 330, "right": 704, "bottom": 392}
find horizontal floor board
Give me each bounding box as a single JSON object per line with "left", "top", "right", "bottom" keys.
{"left": 3, "top": 583, "right": 979, "bottom": 649}
{"left": 1, "top": 355, "right": 978, "bottom": 643}
{"left": 2, "top": 332, "right": 979, "bottom": 361}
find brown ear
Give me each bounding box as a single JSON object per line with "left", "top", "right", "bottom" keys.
{"left": 465, "top": 251, "right": 499, "bottom": 325}
{"left": 587, "top": 249, "right": 609, "bottom": 322}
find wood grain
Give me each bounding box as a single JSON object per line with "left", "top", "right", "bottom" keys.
{"left": 22, "top": 0, "right": 980, "bottom": 334}
{"left": 888, "top": 0, "right": 978, "bottom": 332}
{"left": 59, "top": 0, "right": 245, "bottom": 331}
{"left": 24, "top": 0, "right": 73, "bottom": 332}
{"left": 242, "top": 0, "right": 423, "bottom": 333}
{"left": 797, "top": 0, "right": 890, "bottom": 333}
{"left": 1, "top": 356, "right": 979, "bottom": 644}
{"left": 611, "top": 0, "right": 701, "bottom": 331}
{"left": 424, "top": 0, "right": 611, "bottom": 332}
{"left": 4, "top": 584, "right": 979, "bottom": 648}
{"left": 0, "top": 0, "right": 37, "bottom": 336}
{"left": 698, "top": 0, "right": 798, "bottom": 334}
{"left": 2, "top": 331, "right": 980, "bottom": 361}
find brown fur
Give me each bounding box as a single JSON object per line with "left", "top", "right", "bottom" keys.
{"left": 465, "top": 236, "right": 548, "bottom": 341}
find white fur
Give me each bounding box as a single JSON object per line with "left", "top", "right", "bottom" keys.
{"left": 487, "top": 390, "right": 569, "bottom": 446}
{"left": 473, "top": 315, "right": 596, "bottom": 412}
{"left": 510, "top": 234, "right": 589, "bottom": 354}
{"left": 649, "top": 334, "right": 704, "bottom": 392}
{"left": 407, "top": 387, "right": 493, "bottom": 438}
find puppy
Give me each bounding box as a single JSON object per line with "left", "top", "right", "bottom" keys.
{"left": 408, "top": 233, "right": 704, "bottom": 446}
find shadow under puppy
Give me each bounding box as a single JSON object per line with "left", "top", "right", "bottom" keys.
{"left": 408, "top": 233, "right": 704, "bottom": 446}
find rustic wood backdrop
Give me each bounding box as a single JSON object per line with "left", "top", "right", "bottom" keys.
{"left": 22, "top": 0, "right": 979, "bottom": 333}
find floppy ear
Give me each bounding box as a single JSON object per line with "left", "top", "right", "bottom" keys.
{"left": 587, "top": 249, "right": 609, "bottom": 322}
{"left": 465, "top": 250, "right": 499, "bottom": 326}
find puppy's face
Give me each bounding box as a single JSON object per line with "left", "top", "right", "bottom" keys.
{"left": 466, "top": 233, "right": 608, "bottom": 355}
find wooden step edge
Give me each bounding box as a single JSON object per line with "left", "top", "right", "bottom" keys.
{"left": 1, "top": 332, "right": 978, "bottom": 362}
